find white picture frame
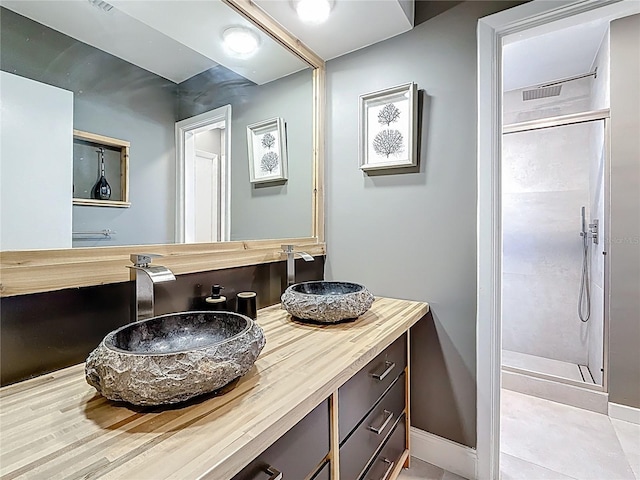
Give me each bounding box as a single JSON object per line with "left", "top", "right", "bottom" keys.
{"left": 359, "top": 82, "right": 418, "bottom": 171}
{"left": 246, "top": 117, "right": 288, "bottom": 184}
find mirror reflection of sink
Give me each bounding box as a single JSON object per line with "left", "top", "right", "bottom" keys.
{"left": 85, "top": 311, "right": 265, "bottom": 406}
{"left": 281, "top": 281, "right": 375, "bottom": 324}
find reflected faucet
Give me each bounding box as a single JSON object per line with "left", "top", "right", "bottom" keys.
{"left": 127, "top": 254, "right": 176, "bottom": 322}
{"left": 281, "top": 245, "right": 314, "bottom": 287}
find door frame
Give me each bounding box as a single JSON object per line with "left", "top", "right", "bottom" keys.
{"left": 175, "top": 105, "right": 232, "bottom": 243}
{"left": 476, "top": 0, "right": 639, "bottom": 478}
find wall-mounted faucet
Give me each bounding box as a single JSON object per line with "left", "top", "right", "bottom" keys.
{"left": 127, "top": 254, "right": 176, "bottom": 322}
{"left": 281, "top": 245, "right": 314, "bottom": 287}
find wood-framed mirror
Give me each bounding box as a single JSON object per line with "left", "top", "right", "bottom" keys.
{"left": 0, "top": 0, "right": 325, "bottom": 297}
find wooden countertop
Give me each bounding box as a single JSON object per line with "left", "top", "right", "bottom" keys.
{"left": 0, "top": 297, "right": 428, "bottom": 480}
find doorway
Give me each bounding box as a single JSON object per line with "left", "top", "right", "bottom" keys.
{"left": 175, "top": 105, "right": 231, "bottom": 243}
{"left": 477, "top": 1, "right": 640, "bottom": 478}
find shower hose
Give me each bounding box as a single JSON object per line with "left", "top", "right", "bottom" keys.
{"left": 578, "top": 232, "right": 591, "bottom": 322}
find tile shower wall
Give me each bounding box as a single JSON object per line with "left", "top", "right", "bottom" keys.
{"left": 502, "top": 123, "right": 591, "bottom": 365}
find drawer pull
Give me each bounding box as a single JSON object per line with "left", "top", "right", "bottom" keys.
{"left": 263, "top": 466, "right": 283, "bottom": 480}
{"left": 369, "top": 458, "right": 395, "bottom": 480}
{"left": 371, "top": 361, "right": 395, "bottom": 381}
{"left": 368, "top": 409, "right": 393, "bottom": 435}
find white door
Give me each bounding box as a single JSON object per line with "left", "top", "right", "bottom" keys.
{"left": 193, "top": 150, "right": 220, "bottom": 243}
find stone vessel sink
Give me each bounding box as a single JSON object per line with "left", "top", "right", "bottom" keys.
{"left": 85, "top": 311, "right": 265, "bottom": 406}
{"left": 281, "top": 281, "right": 375, "bottom": 323}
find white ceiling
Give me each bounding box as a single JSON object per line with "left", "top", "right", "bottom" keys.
{"left": 2, "top": 0, "right": 415, "bottom": 84}
{"left": 1, "top": 0, "right": 308, "bottom": 84}
{"left": 254, "top": 0, "right": 414, "bottom": 60}
{"left": 503, "top": 19, "right": 609, "bottom": 92}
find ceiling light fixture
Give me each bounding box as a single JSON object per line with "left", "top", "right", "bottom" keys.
{"left": 223, "top": 27, "right": 260, "bottom": 56}
{"left": 296, "top": 0, "right": 331, "bottom": 25}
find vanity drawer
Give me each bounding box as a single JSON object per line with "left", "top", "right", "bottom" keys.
{"left": 340, "top": 373, "right": 405, "bottom": 480}
{"left": 339, "top": 334, "right": 407, "bottom": 442}
{"left": 231, "top": 399, "right": 330, "bottom": 480}
{"left": 360, "top": 414, "right": 406, "bottom": 480}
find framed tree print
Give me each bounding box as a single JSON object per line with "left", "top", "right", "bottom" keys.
{"left": 359, "top": 82, "right": 418, "bottom": 171}
{"left": 246, "top": 117, "right": 288, "bottom": 184}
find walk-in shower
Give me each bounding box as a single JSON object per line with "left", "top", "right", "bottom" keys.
{"left": 501, "top": 111, "right": 608, "bottom": 395}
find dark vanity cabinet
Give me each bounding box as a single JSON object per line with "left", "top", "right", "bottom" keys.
{"left": 233, "top": 334, "right": 409, "bottom": 480}
{"left": 339, "top": 334, "right": 408, "bottom": 480}
{"left": 231, "top": 399, "right": 330, "bottom": 480}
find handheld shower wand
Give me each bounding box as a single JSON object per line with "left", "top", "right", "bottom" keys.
{"left": 578, "top": 207, "right": 591, "bottom": 322}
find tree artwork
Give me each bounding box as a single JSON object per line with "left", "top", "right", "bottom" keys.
{"left": 261, "top": 151, "right": 279, "bottom": 173}
{"left": 373, "top": 129, "right": 404, "bottom": 158}
{"left": 373, "top": 102, "right": 403, "bottom": 158}
{"left": 261, "top": 132, "right": 276, "bottom": 150}
{"left": 377, "top": 103, "right": 401, "bottom": 126}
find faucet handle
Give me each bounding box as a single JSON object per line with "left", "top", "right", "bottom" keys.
{"left": 130, "top": 253, "right": 162, "bottom": 267}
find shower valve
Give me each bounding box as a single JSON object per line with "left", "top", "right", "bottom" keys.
{"left": 588, "top": 220, "right": 599, "bottom": 245}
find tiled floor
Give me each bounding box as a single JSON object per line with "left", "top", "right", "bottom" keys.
{"left": 501, "top": 389, "right": 640, "bottom": 480}
{"left": 401, "top": 391, "right": 640, "bottom": 480}
{"left": 398, "top": 457, "right": 465, "bottom": 480}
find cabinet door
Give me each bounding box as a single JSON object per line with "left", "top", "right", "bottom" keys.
{"left": 232, "top": 399, "right": 330, "bottom": 480}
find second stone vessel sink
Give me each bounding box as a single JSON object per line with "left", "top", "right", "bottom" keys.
{"left": 85, "top": 311, "right": 265, "bottom": 406}
{"left": 281, "top": 281, "right": 375, "bottom": 323}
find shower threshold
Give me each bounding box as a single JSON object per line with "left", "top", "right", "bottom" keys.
{"left": 502, "top": 350, "right": 597, "bottom": 386}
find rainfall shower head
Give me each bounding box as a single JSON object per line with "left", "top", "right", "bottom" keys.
{"left": 522, "top": 85, "right": 562, "bottom": 101}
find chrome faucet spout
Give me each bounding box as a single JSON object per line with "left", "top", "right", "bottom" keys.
{"left": 127, "top": 254, "right": 176, "bottom": 322}
{"left": 281, "top": 245, "right": 314, "bottom": 287}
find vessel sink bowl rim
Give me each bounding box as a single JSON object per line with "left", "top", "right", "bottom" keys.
{"left": 288, "top": 280, "right": 368, "bottom": 295}
{"left": 103, "top": 310, "right": 253, "bottom": 356}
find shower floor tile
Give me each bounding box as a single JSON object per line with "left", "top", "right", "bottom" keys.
{"left": 502, "top": 350, "right": 584, "bottom": 382}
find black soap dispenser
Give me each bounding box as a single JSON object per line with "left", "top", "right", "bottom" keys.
{"left": 205, "top": 284, "right": 227, "bottom": 311}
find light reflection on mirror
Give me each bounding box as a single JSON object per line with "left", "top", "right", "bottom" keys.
{"left": 0, "top": 0, "right": 313, "bottom": 251}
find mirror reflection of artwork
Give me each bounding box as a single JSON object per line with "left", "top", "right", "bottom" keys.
{"left": 247, "top": 118, "right": 288, "bottom": 183}
{"left": 359, "top": 82, "right": 418, "bottom": 171}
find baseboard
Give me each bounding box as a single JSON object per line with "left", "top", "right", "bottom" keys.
{"left": 410, "top": 427, "right": 477, "bottom": 480}
{"left": 609, "top": 402, "right": 640, "bottom": 425}
{"left": 502, "top": 370, "right": 608, "bottom": 414}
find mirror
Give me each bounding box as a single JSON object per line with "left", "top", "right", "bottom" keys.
{"left": 0, "top": 0, "right": 314, "bottom": 250}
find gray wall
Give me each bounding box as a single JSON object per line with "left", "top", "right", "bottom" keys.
{"left": 231, "top": 70, "right": 313, "bottom": 241}
{"left": 325, "top": 0, "right": 522, "bottom": 448}
{"left": 609, "top": 14, "right": 640, "bottom": 409}
{"left": 0, "top": 8, "right": 177, "bottom": 248}
{"left": 178, "top": 68, "right": 314, "bottom": 241}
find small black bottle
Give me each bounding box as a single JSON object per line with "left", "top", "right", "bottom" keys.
{"left": 205, "top": 284, "right": 227, "bottom": 311}
{"left": 92, "top": 148, "right": 111, "bottom": 200}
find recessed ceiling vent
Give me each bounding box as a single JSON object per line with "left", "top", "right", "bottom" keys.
{"left": 88, "top": 0, "right": 114, "bottom": 13}
{"left": 522, "top": 85, "right": 563, "bottom": 101}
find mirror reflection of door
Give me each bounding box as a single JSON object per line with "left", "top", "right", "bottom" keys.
{"left": 185, "top": 128, "right": 226, "bottom": 243}
{"left": 177, "top": 105, "right": 231, "bottom": 243}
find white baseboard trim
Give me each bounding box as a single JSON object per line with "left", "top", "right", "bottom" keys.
{"left": 609, "top": 402, "right": 640, "bottom": 425}
{"left": 410, "top": 427, "right": 477, "bottom": 480}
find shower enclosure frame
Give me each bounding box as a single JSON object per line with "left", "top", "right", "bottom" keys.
{"left": 501, "top": 108, "right": 611, "bottom": 394}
